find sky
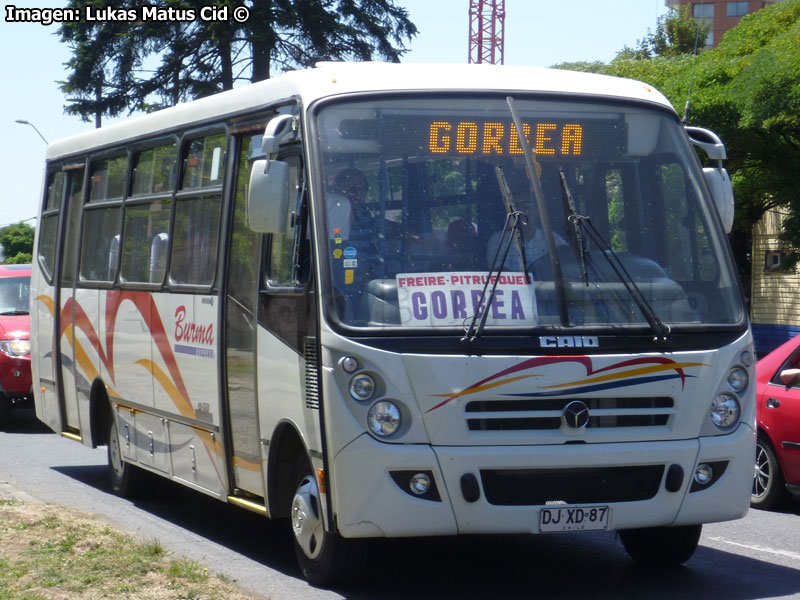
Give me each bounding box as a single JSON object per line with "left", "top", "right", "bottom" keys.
{"left": 0, "top": 0, "right": 670, "bottom": 228}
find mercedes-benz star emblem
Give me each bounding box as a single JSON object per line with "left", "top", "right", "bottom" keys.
{"left": 563, "top": 400, "right": 590, "bottom": 429}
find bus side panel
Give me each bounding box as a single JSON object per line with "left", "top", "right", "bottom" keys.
{"left": 151, "top": 292, "right": 229, "bottom": 495}
{"left": 30, "top": 256, "right": 60, "bottom": 434}
{"left": 152, "top": 292, "right": 221, "bottom": 424}
{"left": 113, "top": 292, "right": 155, "bottom": 409}
{"left": 256, "top": 325, "right": 322, "bottom": 495}
{"left": 58, "top": 290, "right": 82, "bottom": 431}
{"left": 72, "top": 287, "right": 102, "bottom": 442}
{"left": 169, "top": 420, "right": 226, "bottom": 498}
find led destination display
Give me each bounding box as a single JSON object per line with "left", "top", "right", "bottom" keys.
{"left": 336, "top": 114, "right": 627, "bottom": 159}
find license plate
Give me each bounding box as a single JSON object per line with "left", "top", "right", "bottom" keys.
{"left": 539, "top": 506, "right": 609, "bottom": 532}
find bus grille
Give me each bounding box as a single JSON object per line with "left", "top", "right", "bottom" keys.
{"left": 465, "top": 397, "right": 674, "bottom": 431}
{"left": 480, "top": 465, "right": 665, "bottom": 505}
{"left": 303, "top": 338, "right": 320, "bottom": 410}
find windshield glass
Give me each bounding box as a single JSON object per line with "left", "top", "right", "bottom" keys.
{"left": 315, "top": 96, "right": 743, "bottom": 331}
{"left": 0, "top": 276, "right": 30, "bottom": 314}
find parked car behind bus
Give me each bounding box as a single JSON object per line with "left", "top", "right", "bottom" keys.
{"left": 0, "top": 264, "right": 32, "bottom": 426}
{"left": 752, "top": 334, "right": 800, "bottom": 508}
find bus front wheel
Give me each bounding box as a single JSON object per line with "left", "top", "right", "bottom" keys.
{"left": 619, "top": 524, "right": 702, "bottom": 566}
{"left": 290, "top": 460, "right": 363, "bottom": 586}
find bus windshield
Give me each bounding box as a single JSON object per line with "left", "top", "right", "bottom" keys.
{"left": 315, "top": 96, "right": 744, "bottom": 332}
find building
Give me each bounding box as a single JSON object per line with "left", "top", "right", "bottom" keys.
{"left": 750, "top": 208, "right": 800, "bottom": 355}
{"left": 665, "top": 1, "right": 784, "bottom": 46}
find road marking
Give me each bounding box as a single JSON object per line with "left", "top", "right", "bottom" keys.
{"left": 707, "top": 537, "right": 800, "bottom": 562}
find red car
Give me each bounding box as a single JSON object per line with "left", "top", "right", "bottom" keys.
{"left": 752, "top": 334, "right": 800, "bottom": 509}
{"left": 0, "top": 264, "right": 32, "bottom": 426}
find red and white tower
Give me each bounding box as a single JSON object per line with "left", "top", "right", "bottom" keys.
{"left": 468, "top": 0, "right": 506, "bottom": 64}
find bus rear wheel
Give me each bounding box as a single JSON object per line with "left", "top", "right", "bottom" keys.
{"left": 107, "top": 417, "right": 141, "bottom": 497}
{"left": 290, "top": 460, "right": 363, "bottom": 587}
{"left": 619, "top": 524, "right": 702, "bottom": 566}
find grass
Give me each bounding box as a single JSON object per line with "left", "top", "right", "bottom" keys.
{"left": 0, "top": 500, "right": 257, "bottom": 599}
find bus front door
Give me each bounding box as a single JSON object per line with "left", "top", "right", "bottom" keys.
{"left": 223, "top": 132, "right": 266, "bottom": 498}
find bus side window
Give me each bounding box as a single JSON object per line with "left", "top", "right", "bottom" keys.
{"left": 80, "top": 153, "right": 126, "bottom": 284}
{"left": 169, "top": 132, "right": 226, "bottom": 287}
{"left": 60, "top": 168, "right": 85, "bottom": 287}
{"left": 38, "top": 169, "right": 64, "bottom": 281}
{"left": 120, "top": 200, "right": 171, "bottom": 284}
{"left": 108, "top": 235, "right": 120, "bottom": 281}
{"left": 149, "top": 232, "right": 169, "bottom": 283}
{"left": 80, "top": 207, "right": 122, "bottom": 283}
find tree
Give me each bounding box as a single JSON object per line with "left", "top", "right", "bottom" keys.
{"left": 59, "top": 0, "right": 417, "bottom": 124}
{"left": 616, "top": 5, "right": 709, "bottom": 60}
{"left": 0, "top": 223, "right": 35, "bottom": 265}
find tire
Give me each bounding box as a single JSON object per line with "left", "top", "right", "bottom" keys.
{"left": 752, "top": 434, "right": 790, "bottom": 510}
{"left": 619, "top": 524, "right": 702, "bottom": 566}
{"left": 107, "top": 416, "right": 141, "bottom": 497}
{"left": 290, "top": 459, "right": 364, "bottom": 587}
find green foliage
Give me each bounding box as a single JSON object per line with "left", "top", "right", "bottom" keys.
{"left": 59, "top": 0, "right": 417, "bottom": 123}
{"left": 4, "top": 253, "right": 32, "bottom": 265}
{"left": 549, "top": 60, "right": 607, "bottom": 74}
{"left": 0, "top": 222, "right": 34, "bottom": 265}
{"left": 556, "top": 0, "right": 800, "bottom": 273}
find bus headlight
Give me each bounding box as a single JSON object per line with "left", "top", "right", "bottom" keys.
{"left": 367, "top": 400, "right": 401, "bottom": 437}
{"left": 710, "top": 393, "right": 740, "bottom": 429}
{"left": 727, "top": 367, "right": 748, "bottom": 393}
{"left": 0, "top": 339, "right": 30, "bottom": 357}
{"left": 349, "top": 373, "right": 376, "bottom": 401}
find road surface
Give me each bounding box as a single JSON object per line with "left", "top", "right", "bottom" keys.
{"left": 1, "top": 409, "right": 799, "bottom": 600}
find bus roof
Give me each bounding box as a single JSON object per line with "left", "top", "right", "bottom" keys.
{"left": 46, "top": 62, "right": 674, "bottom": 161}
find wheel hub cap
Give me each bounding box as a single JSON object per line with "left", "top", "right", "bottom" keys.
{"left": 291, "top": 475, "right": 324, "bottom": 560}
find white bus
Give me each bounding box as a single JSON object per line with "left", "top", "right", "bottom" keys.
{"left": 31, "top": 62, "right": 754, "bottom": 585}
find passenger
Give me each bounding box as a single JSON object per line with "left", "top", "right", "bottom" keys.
{"left": 485, "top": 183, "right": 567, "bottom": 272}
{"left": 432, "top": 218, "right": 478, "bottom": 271}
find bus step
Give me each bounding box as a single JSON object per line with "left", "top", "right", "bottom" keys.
{"left": 227, "top": 494, "right": 267, "bottom": 515}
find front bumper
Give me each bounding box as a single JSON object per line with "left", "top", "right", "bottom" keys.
{"left": 332, "top": 423, "right": 754, "bottom": 538}
{"left": 0, "top": 355, "right": 32, "bottom": 396}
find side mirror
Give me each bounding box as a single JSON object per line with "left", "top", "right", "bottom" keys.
{"left": 685, "top": 126, "right": 726, "bottom": 161}
{"left": 247, "top": 159, "right": 290, "bottom": 233}
{"left": 686, "top": 126, "right": 734, "bottom": 233}
{"left": 261, "top": 114, "right": 296, "bottom": 155}
{"left": 703, "top": 167, "right": 734, "bottom": 233}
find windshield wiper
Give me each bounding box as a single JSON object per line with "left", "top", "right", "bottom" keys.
{"left": 0, "top": 309, "right": 28, "bottom": 316}
{"left": 496, "top": 166, "right": 530, "bottom": 276}
{"left": 506, "top": 96, "right": 570, "bottom": 326}
{"left": 558, "top": 168, "right": 589, "bottom": 286}
{"left": 557, "top": 174, "right": 670, "bottom": 340}
{"left": 461, "top": 168, "right": 527, "bottom": 348}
